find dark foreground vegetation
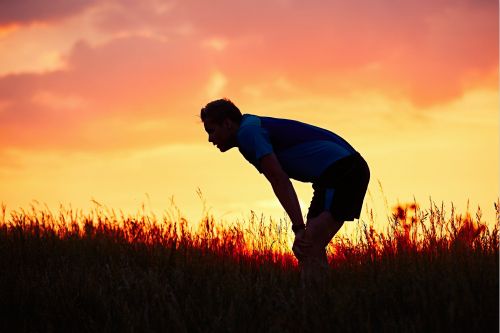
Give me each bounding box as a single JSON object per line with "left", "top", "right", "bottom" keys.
{"left": 0, "top": 201, "right": 498, "bottom": 332}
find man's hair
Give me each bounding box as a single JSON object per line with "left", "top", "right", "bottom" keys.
{"left": 200, "top": 98, "right": 243, "bottom": 124}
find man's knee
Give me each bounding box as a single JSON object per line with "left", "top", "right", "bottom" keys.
{"left": 306, "top": 212, "right": 343, "bottom": 247}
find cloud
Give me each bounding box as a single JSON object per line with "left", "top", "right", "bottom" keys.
{"left": 194, "top": 0, "right": 498, "bottom": 106}
{"left": 0, "top": 33, "right": 211, "bottom": 152}
{"left": 202, "top": 37, "right": 228, "bottom": 52}
{"left": 4, "top": 0, "right": 497, "bottom": 105}
{"left": 0, "top": 0, "right": 496, "bottom": 155}
{"left": 206, "top": 71, "right": 228, "bottom": 99}
{"left": 0, "top": 0, "right": 99, "bottom": 25}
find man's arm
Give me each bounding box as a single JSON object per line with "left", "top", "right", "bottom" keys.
{"left": 259, "top": 153, "right": 305, "bottom": 230}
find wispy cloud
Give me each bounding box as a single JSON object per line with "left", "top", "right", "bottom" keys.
{"left": 0, "top": 0, "right": 99, "bottom": 25}
{"left": 0, "top": 0, "right": 496, "bottom": 155}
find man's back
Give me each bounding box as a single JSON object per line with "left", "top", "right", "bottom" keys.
{"left": 237, "top": 114, "right": 357, "bottom": 182}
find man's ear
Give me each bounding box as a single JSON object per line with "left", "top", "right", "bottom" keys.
{"left": 223, "top": 118, "right": 232, "bottom": 130}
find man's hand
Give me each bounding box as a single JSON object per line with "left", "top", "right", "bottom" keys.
{"left": 292, "top": 228, "right": 312, "bottom": 262}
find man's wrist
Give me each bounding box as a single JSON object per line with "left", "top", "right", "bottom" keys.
{"left": 291, "top": 224, "right": 305, "bottom": 233}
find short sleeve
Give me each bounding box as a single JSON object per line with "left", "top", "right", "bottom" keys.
{"left": 237, "top": 125, "right": 273, "bottom": 163}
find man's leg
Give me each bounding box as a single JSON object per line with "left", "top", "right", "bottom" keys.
{"left": 293, "top": 211, "right": 345, "bottom": 288}
{"left": 293, "top": 211, "right": 344, "bottom": 261}
{"left": 306, "top": 211, "right": 344, "bottom": 254}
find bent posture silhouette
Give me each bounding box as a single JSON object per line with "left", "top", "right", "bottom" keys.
{"left": 200, "top": 98, "right": 370, "bottom": 279}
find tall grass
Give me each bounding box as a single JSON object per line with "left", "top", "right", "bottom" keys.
{"left": 0, "top": 200, "right": 498, "bottom": 332}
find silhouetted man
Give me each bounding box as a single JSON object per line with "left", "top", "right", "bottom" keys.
{"left": 200, "top": 98, "right": 370, "bottom": 273}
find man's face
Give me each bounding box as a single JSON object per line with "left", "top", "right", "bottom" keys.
{"left": 203, "top": 118, "right": 234, "bottom": 152}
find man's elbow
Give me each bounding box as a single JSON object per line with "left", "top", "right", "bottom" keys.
{"left": 260, "top": 153, "right": 290, "bottom": 186}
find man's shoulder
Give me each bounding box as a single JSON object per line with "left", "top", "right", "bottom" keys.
{"left": 240, "top": 114, "right": 261, "bottom": 127}
{"left": 238, "top": 114, "right": 262, "bottom": 139}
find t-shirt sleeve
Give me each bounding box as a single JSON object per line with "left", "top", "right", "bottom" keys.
{"left": 237, "top": 125, "right": 273, "bottom": 162}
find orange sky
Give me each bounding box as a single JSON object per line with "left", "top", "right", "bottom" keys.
{"left": 0, "top": 0, "right": 498, "bottom": 227}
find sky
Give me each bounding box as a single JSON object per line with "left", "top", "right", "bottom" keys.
{"left": 0, "top": 0, "right": 498, "bottom": 228}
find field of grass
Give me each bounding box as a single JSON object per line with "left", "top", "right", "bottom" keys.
{"left": 0, "top": 200, "right": 498, "bottom": 332}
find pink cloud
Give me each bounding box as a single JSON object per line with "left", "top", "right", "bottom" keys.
{"left": 186, "top": 0, "right": 497, "bottom": 106}
{"left": 0, "top": 0, "right": 99, "bottom": 25}
{"left": 0, "top": 0, "right": 497, "bottom": 154}
{"left": 0, "top": 34, "right": 211, "bottom": 152}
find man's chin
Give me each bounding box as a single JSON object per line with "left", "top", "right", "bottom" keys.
{"left": 218, "top": 145, "right": 231, "bottom": 152}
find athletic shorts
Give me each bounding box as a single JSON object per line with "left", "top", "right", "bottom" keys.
{"left": 307, "top": 152, "right": 370, "bottom": 221}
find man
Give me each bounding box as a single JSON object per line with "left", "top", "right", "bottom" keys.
{"left": 200, "top": 98, "right": 370, "bottom": 270}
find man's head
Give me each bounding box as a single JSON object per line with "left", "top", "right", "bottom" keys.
{"left": 201, "top": 98, "right": 242, "bottom": 152}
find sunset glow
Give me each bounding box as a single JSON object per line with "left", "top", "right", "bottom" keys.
{"left": 1, "top": 0, "right": 498, "bottom": 226}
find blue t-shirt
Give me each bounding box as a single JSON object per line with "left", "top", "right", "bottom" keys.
{"left": 237, "top": 114, "right": 357, "bottom": 183}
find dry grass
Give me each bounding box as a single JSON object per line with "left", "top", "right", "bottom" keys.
{"left": 0, "top": 200, "right": 498, "bottom": 332}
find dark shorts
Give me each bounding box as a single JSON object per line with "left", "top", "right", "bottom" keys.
{"left": 307, "top": 152, "right": 370, "bottom": 221}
